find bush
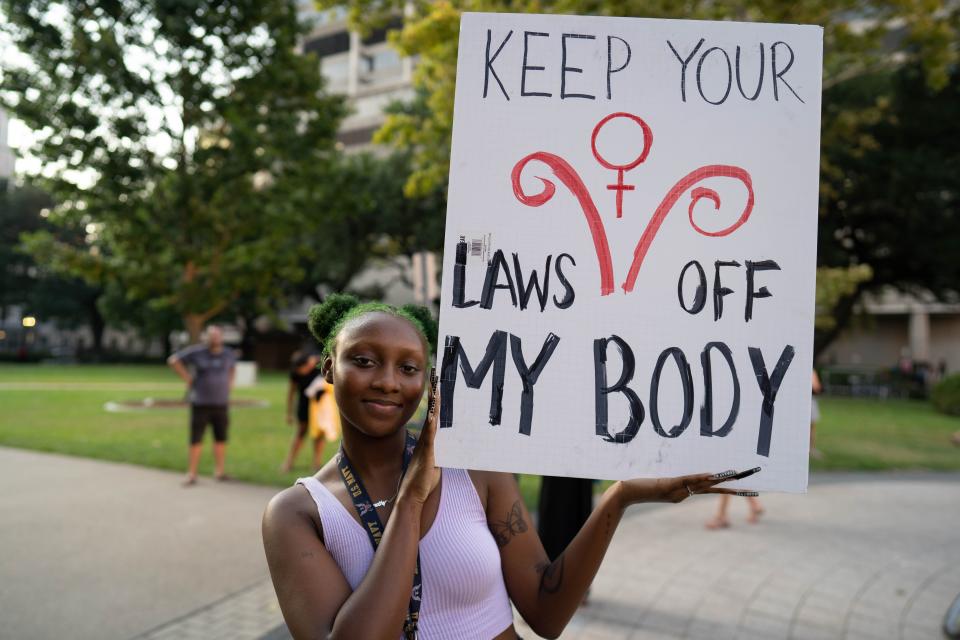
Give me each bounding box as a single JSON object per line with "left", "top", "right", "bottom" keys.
{"left": 931, "top": 374, "right": 960, "bottom": 416}
{"left": 0, "top": 350, "right": 51, "bottom": 363}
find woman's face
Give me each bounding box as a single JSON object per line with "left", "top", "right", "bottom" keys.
{"left": 326, "top": 312, "right": 428, "bottom": 438}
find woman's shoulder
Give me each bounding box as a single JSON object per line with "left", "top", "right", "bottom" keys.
{"left": 263, "top": 482, "right": 328, "bottom": 551}
{"left": 264, "top": 466, "right": 337, "bottom": 531}
{"left": 462, "top": 469, "right": 517, "bottom": 510}
{"left": 264, "top": 483, "right": 317, "bottom": 525}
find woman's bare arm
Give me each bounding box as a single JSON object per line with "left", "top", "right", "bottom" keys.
{"left": 262, "top": 486, "right": 424, "bottom": 640}
{"left": 486, "top": 472, "right": 746, "bottom": 639}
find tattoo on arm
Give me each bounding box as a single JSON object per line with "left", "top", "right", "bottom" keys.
{"left": 489, "top": 500, "right": 528, "bottom": 547}
{"left": 535, "top": 557, "right": 565, "bottom": 595}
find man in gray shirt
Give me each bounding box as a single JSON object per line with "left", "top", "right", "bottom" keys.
{"left": 168, "top": 325, "right": 237, "bottom": 485}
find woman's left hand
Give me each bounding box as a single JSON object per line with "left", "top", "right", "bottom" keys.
{"left": 398, "top": 369, "right": 441, "bottom": 506}
{"left": 617, "top": 468, "right": 759, "bottom": 507}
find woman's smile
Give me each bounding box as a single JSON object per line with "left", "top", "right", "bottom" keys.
{"left": 362, "top": 397, "right": 405, "bottom": 416}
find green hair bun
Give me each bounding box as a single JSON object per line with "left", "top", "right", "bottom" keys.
{"left": 400, "top": 304, "right": 439, "bottom": 350}
{"left": 308, "top": 293, "right": 360, "bottom": 349}
{"left": 309, "top": 294, "right": 438, "bottom": 356}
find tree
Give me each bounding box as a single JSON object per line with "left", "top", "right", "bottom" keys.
{"left": 292, "top": 149, "right": 446, "bottom": 301}
{"left": 815, "top": 63, "right": 960, "bottom": 352}
{"left": 0, "top": 185, "right": 52, "bottom": 323}
{"left": 0, "top": 184, "right": 106, "bottom": 352}
{"left": 323, "top": 0, "right": 959, "bottom": 351}
{"left": 1, "top": 1, "right": 347, "bottom": 342}
{"left": 97, "top": 281, "right": 181, "bottom": 356}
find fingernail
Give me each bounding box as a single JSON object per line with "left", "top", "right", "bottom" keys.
{"left": 733, "top": 466, "right": 762, "bottom": 480}
{"left": 710, "top": 470, "right": 736, "bottom": 480}
{"left": 736, "top": 491, "right": 759, "bottom": 497}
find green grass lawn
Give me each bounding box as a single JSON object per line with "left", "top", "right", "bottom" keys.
{"left": 0, "top": 363, "right": 302, "bottom": 483}
{"left": 0, "top": 364, "right": 544, "bottom": 507}
{"left": 812, "top": 396, "right": 960, "bottom": 471}
{"left": 1, "top": 364, "right": 958, "bottom": 509}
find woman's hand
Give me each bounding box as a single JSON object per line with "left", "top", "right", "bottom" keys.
{"left": 617, "top": 467, "right": 761, "bottom": 507}
{"left": 398, "top": 369, "right": 441, "bottom": 506}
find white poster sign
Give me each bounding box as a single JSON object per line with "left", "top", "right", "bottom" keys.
{"left": 435, "top": 12, "right": 823, "bottom": 492}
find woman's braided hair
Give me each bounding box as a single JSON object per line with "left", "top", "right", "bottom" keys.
{"left": 307, "top": 293, "right": 438, "bottom": 357}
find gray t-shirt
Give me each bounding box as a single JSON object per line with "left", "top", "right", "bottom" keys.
{"left": 173, "top": 345, "right": 237, "bottom": 406}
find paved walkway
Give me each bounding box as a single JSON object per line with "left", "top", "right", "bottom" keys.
{"left": 2, "top": 447, "right": 958, "bottom": 640}
{"left": 517, "top": 472, "right": 960, "bottom": 640}
{"left": 0, "top": 447, "right": 279, "bottom": 640}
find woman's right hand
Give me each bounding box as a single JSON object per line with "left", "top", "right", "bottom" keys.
{"left": 399, "top": 369, "right": 441, "bottom": 506}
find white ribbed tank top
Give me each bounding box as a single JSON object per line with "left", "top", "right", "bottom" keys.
{"left": 297, "top": 467, "right": 514, "bottom": 639}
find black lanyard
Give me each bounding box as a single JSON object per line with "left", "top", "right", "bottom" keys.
{"left": 338, "top": 431, "right": 421, "bottom": 640}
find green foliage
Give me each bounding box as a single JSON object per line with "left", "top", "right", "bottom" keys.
{"left": 818, "top": 64, "right": 960, "bottom": 298}
{"left": 292, "top": 150, "right": 445, "bottom": 299}
{"left": 814, "top": 63, "right": 960, "bottom": 352}
{"left": 322, "top": 0, "right": 958, "bottom": 198}
{"left": 0, "top": 185, "right": 53, "bottom": 319}
{"left": 815, "top": 265, "right": 872, "bottom": 332}
{"left": 0, "top": 184, "right": 105, "bottom": 339}
{"left": 1, "top": 1, "right": 347, "bottom": 341}
{"left": 931, "top": 374, "right": 960, "bottom": 417}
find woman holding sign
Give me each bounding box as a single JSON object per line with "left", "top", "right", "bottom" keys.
{"left": 262, "top": 294, "right": 758, "bottom": 640}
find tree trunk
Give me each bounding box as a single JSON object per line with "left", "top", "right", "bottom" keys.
{"left": 239, "top": 314, "right": 257, "bottom": 360}
{"left": 184, "top": 314, "right": 205, "bottom": 344}
{"left": 88, "top": 293, "right": 106, "bottom": 359}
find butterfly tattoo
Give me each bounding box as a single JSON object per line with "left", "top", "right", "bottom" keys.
{"left": 490, "top": 500, "right": 528, "bottom": 548}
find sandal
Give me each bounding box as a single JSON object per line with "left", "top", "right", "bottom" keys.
{"left": 182, "top": 476, "right": 198, "bottom": 487}
{"left": 215, "top": 473, "right": 233, "bottom": 482}
{"left": 705, "top": 517, "right": 730, "bottom": 530}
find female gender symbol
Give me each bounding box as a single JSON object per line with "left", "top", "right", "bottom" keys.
{"left": 512, "top": 112, "right": 754, "bottom": 297}
{"left": 590, "top": 112, "right": 653, "bottom": 218}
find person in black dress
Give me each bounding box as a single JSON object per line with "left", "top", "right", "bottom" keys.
{"left": 281, "top": 351, "right": 327, "bottom": 471}
{"left": 537, "top": 477, "right": 594, "bottom": 561}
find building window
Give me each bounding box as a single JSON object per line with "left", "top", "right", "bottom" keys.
{"left": 321, "top": 53, "right": 351, "bottom": 92}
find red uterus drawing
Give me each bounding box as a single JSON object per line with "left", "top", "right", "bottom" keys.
{"left": 510, "top": 112, "right": 754, "bottom": 296}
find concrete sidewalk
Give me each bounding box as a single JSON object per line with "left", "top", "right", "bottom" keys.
{"left": 160, "top": 473, "right": 960, "bottom": 640}
{"left": 2, "top": 446, "right": 958, "bottom": 639}
{"left": 524, "top": 472, "right": 960, "bottom": 640}
{"left": 0, "top": 447, "right": 279, "bottom": 640}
